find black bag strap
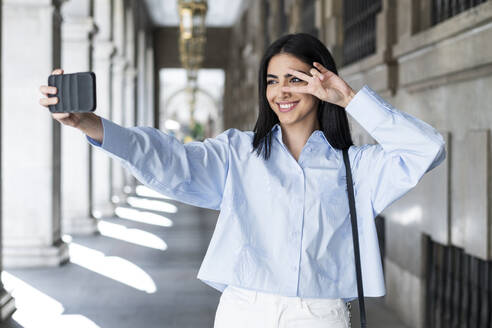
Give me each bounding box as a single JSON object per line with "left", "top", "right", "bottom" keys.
{"left": 342, "top": 148, "right": 367, "bottom": 328}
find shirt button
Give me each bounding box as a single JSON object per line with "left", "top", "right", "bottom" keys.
{"left": 306, "top": 147, "right": 312, "bottom": 152}
{"left": 292, "top": 265, "right": 298, "bottom": 272}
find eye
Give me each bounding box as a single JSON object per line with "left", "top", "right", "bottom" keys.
{"left": 291, "top": 77, "right": 303, "bottom": 83}
{"left": 266, "top": 80, "right": 277, "bottom": 85}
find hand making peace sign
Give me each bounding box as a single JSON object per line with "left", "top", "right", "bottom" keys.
{"left": 281, "top": 62, "right": 356, "bottom": 108}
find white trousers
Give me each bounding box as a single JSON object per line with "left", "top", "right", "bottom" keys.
{"left": 214, "top": 285, "right": 351, "bottom": 328}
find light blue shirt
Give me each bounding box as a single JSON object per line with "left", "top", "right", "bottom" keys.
{"left": 87, "top": 85, "right": 446, "bottom": 302}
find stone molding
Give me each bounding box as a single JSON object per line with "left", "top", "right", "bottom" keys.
{"left": 3, "top": 242, "right": 69, "bottom": 268}
{"left": 62, "top": 17, "right": 96, "bottom": 41}
{"left": 0, "top": 289, "right": 16, "bottom": 321}
{"left": 94, "top": 41, "right": 116, "bottom": 60}
{"left": 62, "top": 216, "right": 98, "bottom": 235}
{"left": 125, "top": 66, "right": 138, "bottom": 80}
{"left": 112, "top": 55, "right": 129, "bottom": 72}
{"left": 394, "top": 1, "right": 492, "bottom": 57}
{"left": 3, "top": 0, "right": 67, "bottom": 7}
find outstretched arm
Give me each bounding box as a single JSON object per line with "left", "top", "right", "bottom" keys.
{"left": 40, "top": 68, "right": 230, "bottom": 210}
{"left": 87, "top": 117, "right": 231, "bottom": 210}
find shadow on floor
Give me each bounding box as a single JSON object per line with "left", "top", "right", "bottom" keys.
{"left": 0, "top": 190, "right": 409, "bottom": 328}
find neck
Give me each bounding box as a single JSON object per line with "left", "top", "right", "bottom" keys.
{"left": 279, "top": 119, "right": 320, "bottom": 157}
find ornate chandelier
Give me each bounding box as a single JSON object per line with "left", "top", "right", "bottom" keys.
{"left": 177, "top": 0, "right": 207, "bottom": 134}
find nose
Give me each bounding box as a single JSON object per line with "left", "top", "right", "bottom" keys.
{"left": 276, "top": 80, "right": 290, "bottom": 99}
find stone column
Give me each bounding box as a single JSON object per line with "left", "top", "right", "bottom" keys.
{"left": 2, "top": 0, "right": 69, "bottom": 267}
{"left": 0, "top": 0, "right": 17, "bottom": 320}
{"left": 110, "top": 0, "right": 128, "bottom": 204}
{"left": 286, "top": 0, "right": 302, "bottom": 33}
{"left": 137, "top": 30, "right": 146, "bottom": 127}
{"left": 146, "top": 33, "right": 155, "bottom": 127}
{"left": 92, "top": 0, "right": 115, "bottom": 218}
{"left": 321, "top": 0, "right": 344, "bottom": 68}
{"left": 60, "top": 0, "right": 97, "bottom": 235}
{"left": 123, "top": 5, "right": 137, "bottom": 193}
{"left": 111, "top": 57, "right": 128, "bottom": 204}
{"left": 123, "top": 66, "right": 137, "bottom": 193}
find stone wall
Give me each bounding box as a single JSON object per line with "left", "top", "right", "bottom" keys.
{"left": 336, "top": 1, "right": 492, "bottom": 327}
{"left": 222, "top": 1, "right": 492, "bottom": 327}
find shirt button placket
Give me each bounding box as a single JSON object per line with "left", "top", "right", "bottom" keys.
{"left": 292, "top": 170, "right": 305, "bottom": 294}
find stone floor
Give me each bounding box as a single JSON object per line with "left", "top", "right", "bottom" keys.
{"left": 0, "top": 188, "right": 408, "bottom": 328}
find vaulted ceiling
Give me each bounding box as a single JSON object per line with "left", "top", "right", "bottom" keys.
{"left": 144, "top": 0, "right": 248, "bottom": 27}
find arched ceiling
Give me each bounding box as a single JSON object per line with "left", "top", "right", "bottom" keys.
{"left": 144, "top": 0, "right": 249, "bottom": 27}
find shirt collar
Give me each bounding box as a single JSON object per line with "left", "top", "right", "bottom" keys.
{"left": 270, "top": 123, "right": 336, "bottom": 152}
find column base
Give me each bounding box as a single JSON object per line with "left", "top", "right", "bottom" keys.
{"left": 111, "top": 190, "right": 129, "bottom": 206}
{"left": 3, "top": 241, "right": 69, "bottom": 268}
{"left": 92, "top": 202, "right": 115, "bottom": 219}
{"left": 0, "top": 288, "right": 16, "bottom": 320}
{"left": 63, "top": 216, "right": 99, "bottom": 235}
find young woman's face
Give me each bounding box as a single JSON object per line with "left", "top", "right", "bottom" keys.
{"left": 266, "top": 53, "right": 319, "bottom": 127}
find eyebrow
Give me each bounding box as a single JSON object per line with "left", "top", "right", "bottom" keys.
{"left": 266, "top": 71, "right": 309, "bottom": 79}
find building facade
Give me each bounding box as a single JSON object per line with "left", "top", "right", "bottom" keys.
{"left": 0, "top": 0, "right": 491, "bottom": 326}
{"left": 221, "top": 1, "right": 492, "bottom": 327}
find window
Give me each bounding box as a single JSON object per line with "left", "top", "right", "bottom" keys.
{"left": 342, "top": 0, "right": 382, "bottom": 66}
{"left": 431, "top": 0, "right": 488, "bottom": 26}
{"left": 425, "top": 237, "right": 492, "bottom": 327}
{"left": 301, "top": 0, "right": 318, "bottom": 37}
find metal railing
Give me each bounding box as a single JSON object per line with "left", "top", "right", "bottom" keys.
{"left": 431, "top": 0, "right": 488, "bottom": 25}
{"left": 301, "top": 0, "right": 318, "bottom": 37}
{"left": 425, "top": 238, "right": 492, "bottom": 328}
{"left": 342, "top": 0, "right": 382, "bottom": 66}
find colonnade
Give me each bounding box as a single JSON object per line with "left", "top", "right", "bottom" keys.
{"left": 0, "top": 0, "right": 155, "bottom": 319}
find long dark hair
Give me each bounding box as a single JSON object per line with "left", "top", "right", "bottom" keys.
{"left": 251, "top": 33, "right": 354, "bottom": 160}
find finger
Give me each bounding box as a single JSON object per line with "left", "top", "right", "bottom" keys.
{"left": 281, "top": 85, "right": 310, "bottom": 94}
{"left": 309, "top": 68, "right": 324, "bottom": 81}
{"left": 52, "top": 68, "right": 64, "bottom": 75}
{"left": 39, "top": 97, "right": 59, "bottom": 107}
{"left": 313, "top": 62, "right": 329, "bottom": 73}
{"left": 287, "top": 68, "right": 312, "bottom": 82}
{"left": 40, "top": 85, "right": 57, "bottom": 95}
{"left": 313, "top": 62, "right": 337, "bottom": 79}
{"left": 52, "top": 113, "right": 70, "bottom": 120}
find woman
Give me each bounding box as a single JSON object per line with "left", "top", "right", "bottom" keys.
{"left": 40, "top": 33, "right": 446, "bottom": 328}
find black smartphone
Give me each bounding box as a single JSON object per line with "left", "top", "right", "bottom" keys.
{"left": 47, "top": 72, "right": 96, "bottom": 113}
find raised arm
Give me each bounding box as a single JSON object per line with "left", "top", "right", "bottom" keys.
{"left": 345, "top": 85, "right": 446, "bottom": 216}
{"left": 280, "top": 63, "right": 446, "bottom": 217}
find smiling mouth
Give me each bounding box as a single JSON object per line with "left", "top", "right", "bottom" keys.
{"left": 277, "top": 101, "right": 299, "bottom": 112}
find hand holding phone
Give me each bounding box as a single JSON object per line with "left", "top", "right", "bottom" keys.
{"left": 47, "top": 71, "right": 96, "bottom": 113}
{"left": 39, "top": 69, "right": 103, "bottom": 143}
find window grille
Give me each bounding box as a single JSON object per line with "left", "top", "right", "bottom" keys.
{"left": 342, "top": 0, "right": 382, "bottom": 66}
{"left": 301, "top": 0, "right": 318, "bottom": 37}
{"left": 431, "top": 0, "right": 488, "bottom": 26}
{"left": 425, "top": 238, "right": 492, "bottom": 327}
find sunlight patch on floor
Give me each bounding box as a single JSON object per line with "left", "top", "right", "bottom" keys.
{"left": 1, "top": 271, "right": 101, "bottom": 328}
{"left": 127, "top": 196, "right": 178, "bottom": 213}
{"left": 98, "top": 221, "right": 168, "bottom": 250}
{"left": 66, "top": 238, "right": 157, "bottom": 294}
{"left": 135, "top": 185, "right": 173, "bottom": 200}
{"left": 115, "top": 206, "right": 174, "bottom": 227}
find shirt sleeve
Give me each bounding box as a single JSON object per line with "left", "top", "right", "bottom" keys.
{"left": 86, "top": 117, "right": 230, "bottom": 210}
{"left": 345, "top": 85, "right": 446, "bottom": 216}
